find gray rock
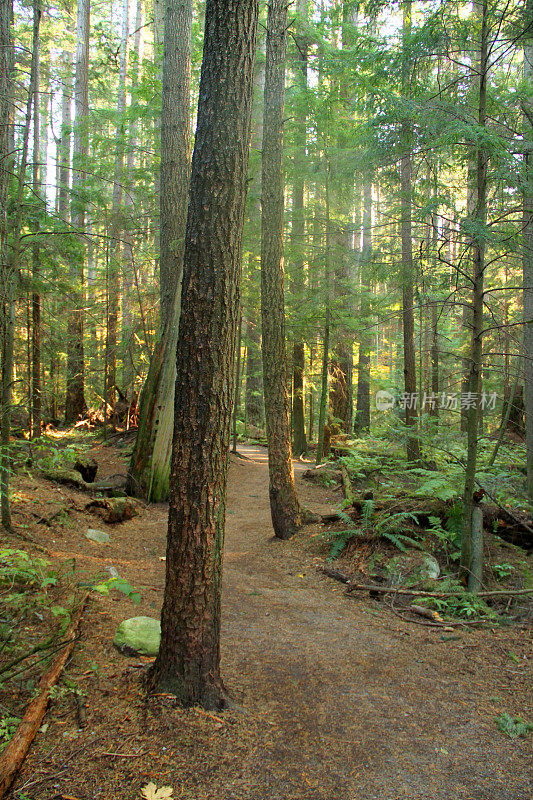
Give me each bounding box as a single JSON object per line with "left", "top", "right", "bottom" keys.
{"left": 85, "top": 528, "right": 110, "bottom": 544}
{"left": 421, "top": 554, "right": 440, "bottom": 580}
{"left": 113, "top": 616, "right": 161, "bottom": 657}
{"left": 386, "top": 552, "right": 440, "bottom": 586}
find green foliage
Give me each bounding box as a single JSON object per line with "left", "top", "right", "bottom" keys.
{"left": 323, "top": 509, "right": 365, "bottom": 561}
{"left": 418, "top": 576, "right": 497, "bottom": 619}
{"left": 0, "top": 548, "right": 56, "bottom": 589}
{"left": 373, "top": 511, "right": 420, "bottom": 552}
{"left": 92, "top": 573, "right": 141, "bottom": 605}
{"left": 323, "top": 503, "right": 419, "bottom": 560}
{"left": 492, "top": 563, "right": 515, "bottom": 580}
{"left": 0, "top": 714, "right": 19, "bottom": 751}
{"left": 495, "top": 712, "right": 533, "bottom": 739}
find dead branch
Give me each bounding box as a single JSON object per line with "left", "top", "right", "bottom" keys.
{"left": 320, "top": 567, "right": 533, "bottom": 598}
{"left": 0, "top": 594, "right": 89, "bottom": 800}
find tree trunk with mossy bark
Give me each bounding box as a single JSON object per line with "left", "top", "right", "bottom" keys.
{"left": 126, "top": 0, "right": 192, "bottom": 502}
{"left": 261, "top": 0, "right": 301, "bottom": 538}
{"left": 147, "top": 0, "right": 258, "bottom": 708}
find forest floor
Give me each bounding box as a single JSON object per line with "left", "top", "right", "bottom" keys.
{"left": 3, "top": 438, "right": 532, "bottom": 800}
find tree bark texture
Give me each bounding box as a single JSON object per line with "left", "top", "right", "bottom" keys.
{"left": 291, "top": 0, "right": 308, "bottom": 455}
{"left": 127, "top": 0, "right": 192, "bottom": 502}
{"left": 65, "top": 0, "right": 89, "bottom": 422}
{"left": 148, "top": 0, "right": 258, "bottom": 708}
{"left": 0, "top": 0, "right": 14, "bottom": 529}
{"left": 31, "top": 3, "right": 41, "bottom": 437}
{"left": 400, "top": 0, "right": 420, "bottom": 462}
{"left": 261, "top": 0, "right": 301, "bottom": 538}
{"left": 523, "top": 0, "right": 533, "bottom": 502}
{"left": 159, "top": 0, "right": 193, "bottom": 330}
{"left": 460, "top": 0, "right": 488, "bottom": 580}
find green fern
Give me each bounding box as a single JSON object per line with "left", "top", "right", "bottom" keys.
{"left": 361, "top": 499, "right": 374, "bottom": 533}
{"left": 495, "top": 712, "right": 533, "bottom": 739}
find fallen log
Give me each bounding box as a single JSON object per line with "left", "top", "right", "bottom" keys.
{"left": 408, "top": 604, "right": 444, "bottom": 623}
{"left": 0, "top": 594, "right": 88, "bottom": 800}
{"left": 320, "top": 568, "right": 533, "bottom": 598}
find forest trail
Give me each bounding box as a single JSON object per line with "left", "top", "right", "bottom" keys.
{"left": 14, "top": 444, "right": 532, "bottom": 800}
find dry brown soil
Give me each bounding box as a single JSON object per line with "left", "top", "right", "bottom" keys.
{"left": 7, "top": 443, "right": 533, "bottom": 800}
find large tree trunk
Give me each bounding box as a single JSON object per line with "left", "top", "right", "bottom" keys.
{"left": 460, "top": 0, "right": 488, "bottom": 590}
{"left": 65, "top": 0, "right": 89, "bottom": 422}
{"left": 523, "top": 0, "right": 533, "bottom": 502}
{"left": 126, "top": 0, "right": 192, "bottom": 502}
{"left": 147, "top": 0, "right": 258, "bottom": 708}
{"left": 261, "top": 0, "right": 301, "bottom": 538}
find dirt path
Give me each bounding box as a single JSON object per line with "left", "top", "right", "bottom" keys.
{"left": 14, "top": 446, "right": 532, "bottom": 800}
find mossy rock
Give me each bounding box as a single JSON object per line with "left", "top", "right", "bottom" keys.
{"left": 386, "top": 553, "right": 440, "bottom": 587}
{"left": 113, "top": 616, "right": 161, "bottom": 657}
{"left": 42, "top": 467, "right": 87, "bottom": 490}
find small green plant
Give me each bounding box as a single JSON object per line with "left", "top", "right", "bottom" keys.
{"left": 495, "top": 712, "right": 532, "bottom": 739}
{"left": 0, "top": 714, "right": 19, "bottom": 751}
{"left": 418, "top": 577, "right": 497, "bottom": 619}
{"left": 492, "top": 562, "right": 515, "bottom": 580}
{"left": 92, "top": 573, "right": 141, "bottom": 605}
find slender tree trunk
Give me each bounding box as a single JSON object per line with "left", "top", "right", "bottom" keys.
{"left": 31, "top": 9, "right": 41, "bottom": 438}
{"left": 147, "top": 0, "right": 258, "bottom": 708}
{"left": 57, "top": 2, "right": 72, "bottom": 222}
{"left": 523, "top": 0, "right": 533, "bottom": 503}
{"left": 316, "top": 169, "right": 332, "bottom": 464}
{"left": 0, "top": 0, "right": 14, "bottom": 530}
{"left": 401, "top": 0, "right": 420, "bottom": 462}
{"left": 261, "top": 0, "right": 301, "bottom": 538}
{"left": 244, "top": 46, "right": 266, "bottom": 431}
{"left": 460, "top": 0, "right": 488, "bottom": 589}
{"left": 126, "top": 0, "right": 192, "bottom": 501}
{"left": 3, "top": 0, "right": 40, "bottom": 516}
{"left": 354, "top": 180, "right": 371, "bottom": 434}
{"left": 430, "top": 201, "right": 439, "bottom": 418}
{"left": 245, "top": 299, "right": 264, "bottom": 428}
{"left": 308, "top": 343, "right": 315, "bottom": 441}
{"left": 107, "top": 0, "right": 130, "bottom": 410}
{"left": 291, "top": 0, "right": 308, "bottom": 455}
{"left": 122, "top": 0, "right": 144, "bottom": 397}
{"left": 232, "top": 310, "right": 243, "bottom": 454}
{"left": 65, "top": 0, "right": 89, "bottom": 422}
